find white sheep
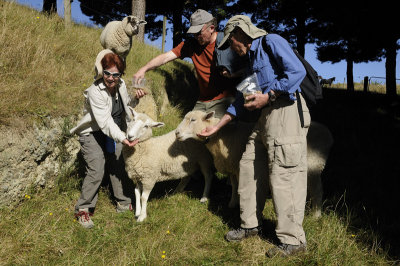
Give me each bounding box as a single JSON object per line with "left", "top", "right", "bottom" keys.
{"left": 122, "top": 108, "right": 214, "bottom": 222}
{"left": 175, "top": 110, "right": 334, "bottom": 218}
{"left": 100, "top": 16, "right": 147, "bottom": 59}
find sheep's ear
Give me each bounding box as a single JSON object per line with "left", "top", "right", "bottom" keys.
{"left": 203, "top": 111, "right": 215, "bottom": 121}
{"left": 150, "top": 122, "right": 164, "bottom": 128}
{"left": 139, "top": 20, "right": 147, "bottom": 25}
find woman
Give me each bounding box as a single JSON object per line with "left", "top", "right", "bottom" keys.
{"left": 70, "top": 51, "right": 145, "bottom": 229}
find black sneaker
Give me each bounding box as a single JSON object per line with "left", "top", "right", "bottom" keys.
{"left": 266, "top": 243, "right": 307, "bottom": 257}
{"left": 225, "top": 227, "right": 260, "bottom": 242}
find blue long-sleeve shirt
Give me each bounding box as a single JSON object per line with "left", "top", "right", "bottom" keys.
{"left": 226, "top": 34, "right": 306, "bottom": 118}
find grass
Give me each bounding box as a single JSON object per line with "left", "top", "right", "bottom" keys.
{"left": 0, "top": 0, "right": 196, "bottom": 129}
{"left": 328, "top": 82, "right": 400, "bottom": 95}
{"left": 0, "top": 179, "right": 393, "bottom": 265}
{"left": 0, "top": 0, "right": 399, "bottom": 264}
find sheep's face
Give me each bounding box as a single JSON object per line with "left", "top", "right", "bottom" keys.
{"left": 126, "top": 109, "right": 164, "bottom": 143}
{"left": 175, "top": 111, "right": 217, "bottom": 141}
{"left": 124, "top": 16, "right": 147, "bottom": 36}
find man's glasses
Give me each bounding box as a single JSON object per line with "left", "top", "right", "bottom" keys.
{"left": 103, "top": 70, "right": 121, "bottom": 78}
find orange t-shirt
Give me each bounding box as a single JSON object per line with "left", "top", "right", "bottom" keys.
{"left": 171, "top": 34, "right": 237, "bottom": 102}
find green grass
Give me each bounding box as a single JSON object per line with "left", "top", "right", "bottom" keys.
{"left": 328, "top": 82, "right": 400, "bottom": 94}
{"left": 0, "top": 181, "right": 393, "bottom": 265}
{"left": 0, "top": 0, "right": 398, "bottom": 265}
{"left": 0, "top": 0, "right": 195, "bottom": 129}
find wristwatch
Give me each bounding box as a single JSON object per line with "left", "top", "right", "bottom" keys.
{"left": 268, "top": 90, "right": 277, "bottom": 102}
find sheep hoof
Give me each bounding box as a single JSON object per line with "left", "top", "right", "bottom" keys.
{"left": 312, "top": 209, "right": 322, "bottom": 218}
{"left": 200, "top": 197, "right": 208, "bottom": 203}
{"left": 137, "top": 215, "right": 146, "bottom": 222}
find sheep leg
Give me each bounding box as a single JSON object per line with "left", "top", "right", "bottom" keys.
{"left": 134, "top": 183, "right": 142, "bottom": 218}
{"left": 137, "top": 182, "right": 155, "bottom": 222}
{"left": 228, "top": 174, "right": 239, "bottom": 208}
{"left": 174, "top": 176, "right": 191, "bottom": 193}
{"left": 307, "top": 171, "right": 322, "bottom": 218}
{"left": 199, "top": 163, "right": 215, "bottom": 203}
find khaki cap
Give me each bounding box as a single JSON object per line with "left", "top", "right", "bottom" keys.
{"left": 187, "top": 9, "right": 214, "bottom": 34}
{"left": 218, "top": 15, "right": 267, "bottom": 49}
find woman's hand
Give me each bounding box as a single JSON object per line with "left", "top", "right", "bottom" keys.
{"left": 122, "top": 138, "right": 139, "bottom": 147}
{"left": 135, "top": 89, "right": 147, "bottom": 99}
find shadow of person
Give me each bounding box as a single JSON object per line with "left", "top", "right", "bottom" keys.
{"left": 154, "top": 60, "right": 199, "bottom": 115}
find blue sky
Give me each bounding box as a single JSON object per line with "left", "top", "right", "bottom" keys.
{"left": 17, "top": 0, "right": 400, "bottom": 84}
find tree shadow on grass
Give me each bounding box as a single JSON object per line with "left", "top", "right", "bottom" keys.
{"left": 312, "top": 89, "right": 400, "bottom": 260}
{"left": 154, "top": 60, "right": 199, "bottom": 115}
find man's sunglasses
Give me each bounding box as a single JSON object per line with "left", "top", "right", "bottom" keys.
{"left": 103, "top": 70, "right": 122, "bottom": 78}
{"left": 194, "top": 24, "right": 211, "bottom": 36}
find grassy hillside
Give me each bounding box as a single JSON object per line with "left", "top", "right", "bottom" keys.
{"left": 0, "top": 0, "right": 197, "bottom": 130}
{"left": 0, "top": 1, "right": 398, "bottom": 264}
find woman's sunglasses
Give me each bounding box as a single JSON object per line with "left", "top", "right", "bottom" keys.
{"left": 103, "top": 70, "right": 121, "bottom": 78}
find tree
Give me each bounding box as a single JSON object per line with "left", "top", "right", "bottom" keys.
{"left": 77, "top": 0, "right": 235, "bottom": 47}
{"left": 78, "top": 0, "right": 129, "bottom": 25}
{"left": 230, "top": 0, "right": 320, "bottom": 58}
{"left": 42, "top": 0, "right": 57, "bottom": 15}
{"left": 312, "top": 0, "right": 386, "bottom": 91}
{"left": 146, "top": 0, "right": 234, "bottom": 47}
{"left": 374, "top": 2, "right": 400, "bottom": 98}
{"left": 132, "top": 0, "right": 146, "bottom": 42}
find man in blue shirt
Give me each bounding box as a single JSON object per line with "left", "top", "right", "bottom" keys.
{"left": 199, "top": 15, "right": 310, "bottom": 257}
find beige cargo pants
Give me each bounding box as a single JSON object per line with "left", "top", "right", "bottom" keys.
{"left": 238, "top": 94, "right": 310, "bottom": 245}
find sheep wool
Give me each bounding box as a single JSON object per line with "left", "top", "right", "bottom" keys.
{"left": 122, "top": 110, "right": 214, "bottom": 222}
{"left": 176, "top": 110, "right": 334, "bottom": 218}
{"left": 100, "top": 16, "right": 147, "bottom": 59}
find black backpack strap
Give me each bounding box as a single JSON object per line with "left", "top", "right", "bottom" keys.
{"left": 262, "top": 36, "right": 305, "bottom": 127}
{"left": 296, "top": 90, "right": 305, "bottom": 127}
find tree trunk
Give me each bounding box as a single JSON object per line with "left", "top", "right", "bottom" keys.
{"left": 42, "top": 0, "right": 57, "bottom": 15}
{"left": 132, "top": 0, "right": 146, "bottom": 42}
{"left": 295, "top": 13, "right": 306, "bottom": 57}
{"left": 63, "top": 0, "right": 72, "bottom": 28}
{"left": 385, "top": 37, "right": 397, "bottom": 98}
{"left": 162, "top": 16, "right": 167, "bottom": 53}
{"left": 172, "top": 5, "right": 184, "bottom": 47}
{"left": 346, "top": 57, "right": 354, "bottom": 92}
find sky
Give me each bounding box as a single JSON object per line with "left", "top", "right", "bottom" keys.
{"left": 17, "top": 0, "right": 400, "bottom": 84}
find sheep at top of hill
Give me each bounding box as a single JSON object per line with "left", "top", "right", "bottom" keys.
{"left": 320, "top": 77, "right": 335, "bottom": 86}
{"left": 122, "top": 108, "right": 214, "bottom": 222}
{"left": 100, "top": 16, "right": 147, "bottom": 59}
{"left": 175, "top": 110, "right": 334, "bottom": 218}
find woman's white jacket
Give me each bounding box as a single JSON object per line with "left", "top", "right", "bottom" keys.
{"left": 70, "top": 79, "right": 133, "bottom": 143}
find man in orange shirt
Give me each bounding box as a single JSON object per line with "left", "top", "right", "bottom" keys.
{"left": 133, "top": 9, "right": 239, "bottom": 118}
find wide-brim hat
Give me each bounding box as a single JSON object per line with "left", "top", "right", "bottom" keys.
{"left": 187, "top": 9, "right": 214, "bottom": 34}
{"left": 218, "top": 15, "right": 267, "bottom": 49}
